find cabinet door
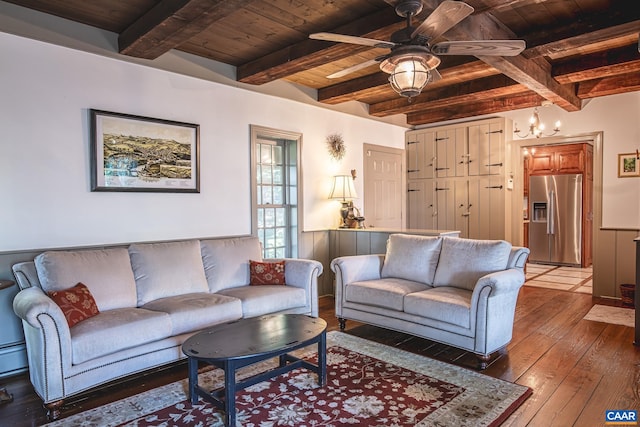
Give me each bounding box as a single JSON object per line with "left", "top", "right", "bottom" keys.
{"left": 468, "top": 121, "right": 503, "bottom": 176}
{"left": 468, "top": 176, "right": 505, "bottom": 239}
{"left": 555, "top": 145, "right": 584, "bottom": 173}
{"left": 407, "top": 180, "right": 436, "bottom": 229}
{"left": 434, "top": 180, "right": 455, "bottom": 231}
{"left": 529, "top": 148, "right": 554, "bottom": 175}
{"left": 435, "top": 128, "right": 466, "bottom": 178}
{"left": 407, "top": 131, "right": 435, "bottom": 179}
{"left": 454, "top": 179, "right": 469, "bottom": 238}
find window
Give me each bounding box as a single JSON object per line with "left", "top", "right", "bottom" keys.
{"left": 250, "top": 126, "right": 302, "bottom": 258}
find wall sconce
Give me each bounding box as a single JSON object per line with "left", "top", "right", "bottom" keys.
{"left": 329, "top": 174, "right": 358, "bottom": 228}
{"left": 514, "top": 103, "right": 561, "bottom": 138}
{"left": 523, "top": 147, "right": 536, "bottom": 157}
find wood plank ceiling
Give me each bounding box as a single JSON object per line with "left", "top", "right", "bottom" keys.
{"left": 6, "top": 0, "right": 640, "bottom": 126}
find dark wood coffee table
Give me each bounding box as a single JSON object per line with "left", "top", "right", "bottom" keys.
{"left": 182, "top": 314, "right": 327, "bottom": 427}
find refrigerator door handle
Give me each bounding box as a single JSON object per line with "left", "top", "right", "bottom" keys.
{"left": 548, "top": 190, "right": 555, "bottom": 235}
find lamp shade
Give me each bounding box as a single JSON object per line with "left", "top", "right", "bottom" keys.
{"left": 329, "top": 175, "right": 357, "bottom": 201}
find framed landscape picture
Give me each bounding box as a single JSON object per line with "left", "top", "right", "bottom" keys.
{"left": 617, "top": 153, "right": 639, "bottom": 178}
{"left": 90, "top": 109, "right": 200, "bottom": 192}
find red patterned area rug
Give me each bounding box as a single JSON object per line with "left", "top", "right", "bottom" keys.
{"left": 47, "top": 332, "right": 531, "bottom": 427}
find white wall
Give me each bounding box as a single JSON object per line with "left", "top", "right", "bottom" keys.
{"left": 0, "top": 32, "right": 406, "bottom": 251}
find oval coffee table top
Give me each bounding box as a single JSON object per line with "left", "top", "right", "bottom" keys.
{"left": 182, "top": 314, "right": 327, "bottom": 362}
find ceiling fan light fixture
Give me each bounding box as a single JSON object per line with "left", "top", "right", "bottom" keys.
{"left": 388, "top": 56, "right": 431, "bottom": 99}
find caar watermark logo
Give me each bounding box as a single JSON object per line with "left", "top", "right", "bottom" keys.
{"left": 606, "top": 410, "right": 638, "bottom": 425}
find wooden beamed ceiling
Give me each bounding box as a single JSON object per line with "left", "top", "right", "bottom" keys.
{"left": 7, "top": 0, "right": 640, "bottom": 126}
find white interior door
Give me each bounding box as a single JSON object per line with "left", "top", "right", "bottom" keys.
{"left": 363, "top": 144, "right": 405, "bottom": 229}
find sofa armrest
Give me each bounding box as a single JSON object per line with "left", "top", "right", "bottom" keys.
{"left": 472, "top": 268, "right": 526, "bottom": 298}
{"left": 13, "top": 287, "right": 72, "bottom": 403}
{"left": 331, "top": 255, "right": 385, "bottom": 318}
{"left": 507, "top": 247, "right": 530, "bottom": 270}
{"left": 265, "top": 258, "right": 322, "bottom": 317}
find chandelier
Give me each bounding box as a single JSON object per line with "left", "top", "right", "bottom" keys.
{"left": 380, "top": 46, "right": 440, "bottom": 100}
{"left": 514, "top": 105, "right": 561, "bottom": 138}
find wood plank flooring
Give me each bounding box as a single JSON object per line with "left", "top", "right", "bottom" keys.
{"left": 1, "top": 283, "right": 638, "bottom": 426}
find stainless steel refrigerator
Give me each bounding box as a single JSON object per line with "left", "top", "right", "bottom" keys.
{"left": 529, "top": 174, "right": 582, "bottom": 266}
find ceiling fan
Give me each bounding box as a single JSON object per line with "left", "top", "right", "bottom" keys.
{"left": 309, "top": 0, "right": 525, "bottom": 99}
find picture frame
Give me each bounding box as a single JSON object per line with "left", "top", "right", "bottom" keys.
{"left": 617, "top": 153, "right": 639, "bottom": 178}
{"left": 90, "top": 109, "right": 200, "bottom": 192}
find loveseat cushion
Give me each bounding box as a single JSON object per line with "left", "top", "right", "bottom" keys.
{"left": 345, "top": 278, "right": 430, "bottom": 311}
{"left": 70, "top": 307, "right": 172, "bottom": 364}
{"left": 380, "top": 234, "right": 442, "bottom": 285}
{"left": 200, "top": 237, "right": 263, "bottom": 292}
{"left": 142, "top": 292, "right": 243, "bottom": 335}
{"left": 218, "top": 285, "right": 306, "bottom": 318}
{"left": 35, "top": 248, "right": 137, "bottom": 311}
{"left": 404, "top": 287, "right": 473, "bottom": 328}
{"left": 433, "top": 237, "right": 512, "bottom": 291}
{"left": 129, "top": 240, "right": 209, "bottom": 306}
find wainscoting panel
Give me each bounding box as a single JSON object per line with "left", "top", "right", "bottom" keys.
{"left": 593, "top": 228, "right": 638, "bottom": 299}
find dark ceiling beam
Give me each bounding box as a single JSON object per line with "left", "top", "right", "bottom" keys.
{"left": 525, "top": 20, "right": 640, "bottom": 59}
{"left": 406, "top": 92, "right": 545, "bottom": 126}
{"left": 369, "top": 75, "right": 525, "bottom": 116}
{"left": 577, "top": 72, "right": 640, "bottom": 99}
{"left": 449, "top": 12, "right": 582, "bottom": 111}
{"left": 236, "top": 8, "right": 402, "bottom": 85}
{"left": 553, "top": 43, "right": 640, "bottom": 84}
{"left": 118, "top": 0, "right": 251, "bottom": 59}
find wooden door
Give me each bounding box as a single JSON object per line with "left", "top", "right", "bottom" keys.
{"left": 364, "top": 144, "right": 405, "bottom": 229}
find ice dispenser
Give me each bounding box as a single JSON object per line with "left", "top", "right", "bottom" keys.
{"left": 532, "top": 202, "right": 547, "bottom": 222}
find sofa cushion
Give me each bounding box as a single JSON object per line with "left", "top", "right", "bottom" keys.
{"left": 142, "top": 292, "right": 243, "bottom": 335}
{"left": 70, "top": 307, "right": 172, "bottom": 364}
{"left": 48, "top": 283, "right": 100, "bottom": 327}
{"left": 250, "top": 260, "right": 285, "bottom": 285}
{"left": 404, "top": 287, "right": 473, "bottom": 328}
{"left": 380, "top": 234, "right": 442, "bottom": 285}
{"left": 200, "top": 237, "right": 263, "bottom": 292}
{"left": 35, "top": 248, "right": 137, "bottom": 311}
{"left": 433, "top": 238, "right": 512, "bottom": 291}
{"left": 345, "top": 278, "right": 431, "bottom": 312}
{"left": 218, "top": 285, "right": 306, "bottom": 318}
{"left": 129, "top": 240, "right": 209, "bottom": 306}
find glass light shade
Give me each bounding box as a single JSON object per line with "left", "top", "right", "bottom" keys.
{"left": 328, "top": 175, "right": 357, "bottom": 200}
{"left": 388, "top": 58, "right": 430, "bottom": 99}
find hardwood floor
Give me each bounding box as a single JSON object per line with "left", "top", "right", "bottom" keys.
{"left": 1, "top": 282, "right": 638, "bottom": 426}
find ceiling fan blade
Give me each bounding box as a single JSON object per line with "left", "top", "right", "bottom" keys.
{"left": 411, "top": 1, "right": 474, "bottom": 40}
{"left": 327, "top": 59, "right": 380, "bottom": 79}
{"left": 432, "top": 40, "right": 526, "bottom": 56}
{"left": 430, "top": 68, "right": 442, "bottom": 83}
{"left": 310, "top": 32, "right": 397, "bottom": 49}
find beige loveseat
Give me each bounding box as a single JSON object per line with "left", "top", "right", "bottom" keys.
{"left": 12, "top": 236, "right": 322, "bottom": 419}
{"left": 331, "top": 234, "right": 529, "bottom": 369}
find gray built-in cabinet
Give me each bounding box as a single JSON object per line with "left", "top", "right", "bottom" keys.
{"left": 407, "top": 117, "right": 509, "bottom": 240}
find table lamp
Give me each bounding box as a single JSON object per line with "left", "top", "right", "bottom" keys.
{"left": 329, "top": 175, "right": 358, "bottom": 228}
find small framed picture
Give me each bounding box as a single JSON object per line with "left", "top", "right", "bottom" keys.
{"left": 617, "top": 153, "right": 639, "bottom": 178}
{"left": 90, "top": 109, "right": 200, "bottom": 192}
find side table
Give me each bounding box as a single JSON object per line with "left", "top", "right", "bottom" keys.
{"left": 0, "top": 279, "right": 15, "bottom": 404}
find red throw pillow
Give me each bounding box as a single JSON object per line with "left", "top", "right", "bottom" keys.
{"left": 48, "top": 282, "right": 100, "bottom": 327}
{"left": 250, "top": 260, "right": 286, "bottom": 285}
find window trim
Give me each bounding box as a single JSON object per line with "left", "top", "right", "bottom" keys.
{"left": 250, "top": 125, "right": 303, "bottom": 257}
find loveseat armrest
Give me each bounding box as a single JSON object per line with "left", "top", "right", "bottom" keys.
{"left": 331, "top": 255, "right": 385, "bottom": 318}
{"left": 472, "top": 268, "right": 526, "bottom": 298}
{"left": 13, "top": 287, "right": 72, "bottom": 403}
{"left": 266, "top": 258, "right": 323, "bottom": 317}
{"left": 507, "top": 246, "right": 530, "bottom": 270}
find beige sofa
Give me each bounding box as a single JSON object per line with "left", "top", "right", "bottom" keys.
{"left": 12, "top": 236, "right": 322, "bottom": 419}
{"left": 331, "top": 234, "right": 529, "bottom": 369}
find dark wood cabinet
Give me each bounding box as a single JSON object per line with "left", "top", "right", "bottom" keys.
{"left": 529, "top": 144, "right": 586, "bottom": 175}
